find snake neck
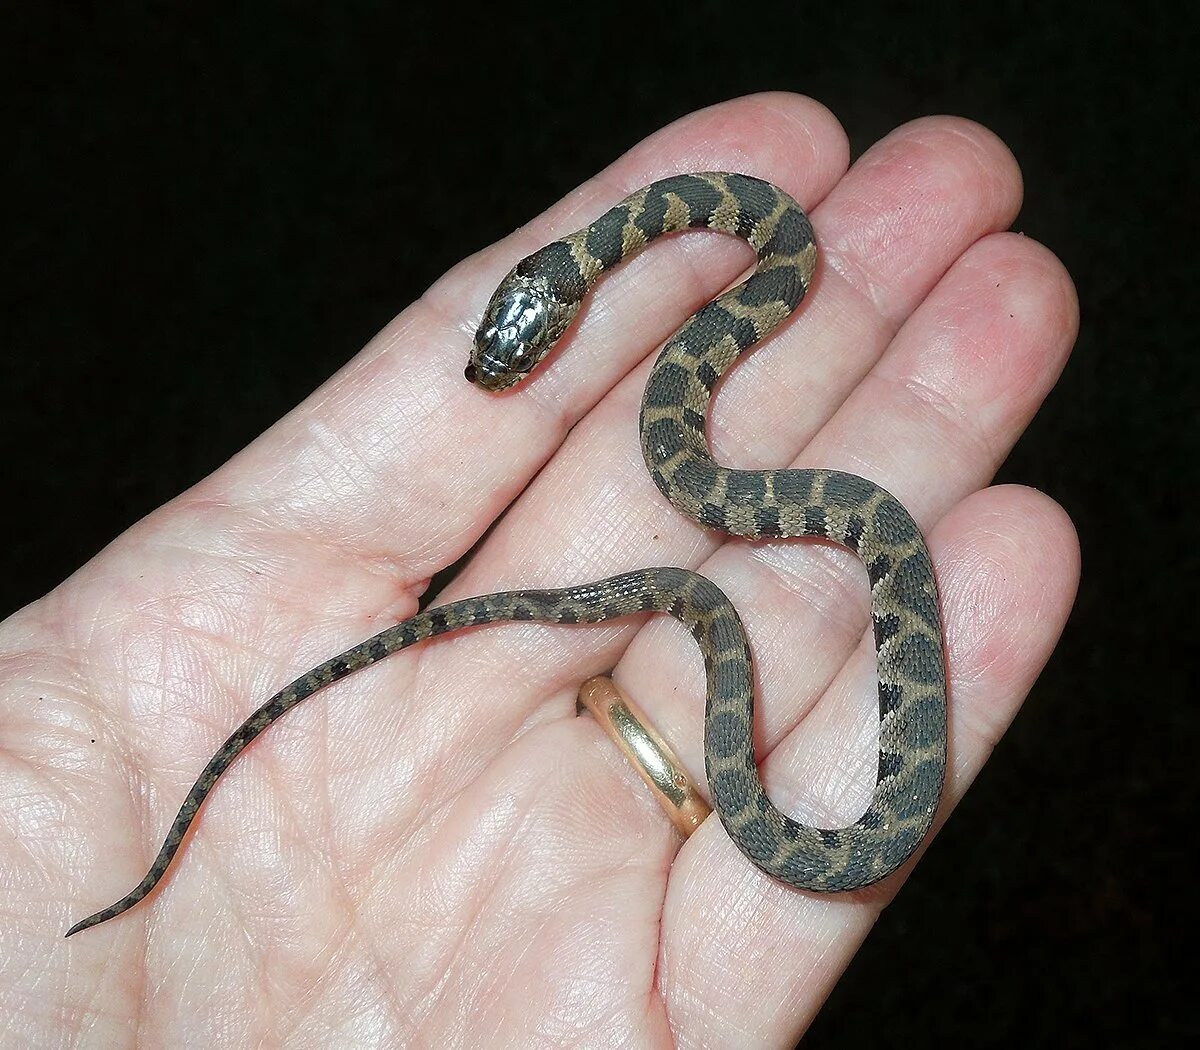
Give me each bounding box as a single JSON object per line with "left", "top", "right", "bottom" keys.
{"left": 469, "top": 173, "right": 816, "bottom": 395}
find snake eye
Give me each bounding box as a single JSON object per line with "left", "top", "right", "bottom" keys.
{"left": 463, "top": 363, "right": 477, "bottom": 383}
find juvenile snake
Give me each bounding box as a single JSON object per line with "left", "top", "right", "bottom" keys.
{"left": 67, "top": 172, "right": 947, "bottom": 937}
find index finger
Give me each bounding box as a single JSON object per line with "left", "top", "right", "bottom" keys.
{"left": 202, "top": 93, "right": 850, "bottom": 597}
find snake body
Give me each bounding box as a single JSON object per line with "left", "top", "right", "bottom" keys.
{"left": 67, "top": 173, "right": 947, "bottom": 938}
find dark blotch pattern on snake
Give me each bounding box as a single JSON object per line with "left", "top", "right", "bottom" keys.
{"left": 67, "top": 172, "right": 947, "bottom": 937}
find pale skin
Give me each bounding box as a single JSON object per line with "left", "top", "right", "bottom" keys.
{"left": 0, "top": 94, "right": 1079, "bottom": 1046}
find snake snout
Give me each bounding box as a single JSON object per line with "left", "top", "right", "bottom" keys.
{"left": 468, "top": 318, "right": 540, "bottom": 391}
{"left": 466, "top": 358, "right": 522, "bottom": 392}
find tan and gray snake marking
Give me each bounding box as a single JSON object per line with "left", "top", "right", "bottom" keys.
{"left": 67, "top": 173, "right": 947, "bottom": 937}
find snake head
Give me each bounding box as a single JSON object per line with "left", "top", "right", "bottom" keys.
{"left": 466, "top": 272, "right": 581, "bottom": 392}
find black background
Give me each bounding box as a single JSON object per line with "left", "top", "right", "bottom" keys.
{"left": 5, "top": 3, "right": 1192, "bottom": 1045}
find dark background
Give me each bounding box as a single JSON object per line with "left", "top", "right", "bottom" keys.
{"left": 5, "top": 2, "right": 1192, "bottom": 1045}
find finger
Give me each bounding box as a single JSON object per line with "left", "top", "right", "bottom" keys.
{"left": 706, "top": 114, "right": 1024, "bottom": 470}
{"left": 659, "top": 485, "right": 1080, "bottom": 1048}
{"left": 200, "top": 91, "right": 849, "bottom": 588}
{"left": 637, "top": 228, "right": 1078, "bottom": 766}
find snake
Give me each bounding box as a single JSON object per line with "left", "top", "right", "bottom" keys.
{"left": 66, "top": 172, "right": 947, "bottom": 938}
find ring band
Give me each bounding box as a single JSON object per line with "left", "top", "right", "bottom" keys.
{"left": 578, "top": 676, "right": 711, "bottom": 837}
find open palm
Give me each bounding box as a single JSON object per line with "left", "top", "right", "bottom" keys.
{"left": 2, "top": 94, "right": 1078, "bottom": 1046}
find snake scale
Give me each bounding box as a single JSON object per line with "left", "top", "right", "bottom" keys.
{"left": 67, "top": 172, "right": 947, "bottom": 937}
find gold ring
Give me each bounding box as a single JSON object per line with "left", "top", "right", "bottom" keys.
{"left": 578, "top": 675, "right": 711, "bottom": 837}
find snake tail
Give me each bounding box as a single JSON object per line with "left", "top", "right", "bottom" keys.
{"left": 68, "top": 569, "right": 741, "bottom": 936}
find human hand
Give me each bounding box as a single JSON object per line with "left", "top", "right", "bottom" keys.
{"left": 2, "top": 93, "right": 1078, "bottom": 1046}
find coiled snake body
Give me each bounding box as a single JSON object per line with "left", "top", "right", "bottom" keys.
{"left": 68, "top": 173, "right": 947, "bottom": 937}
